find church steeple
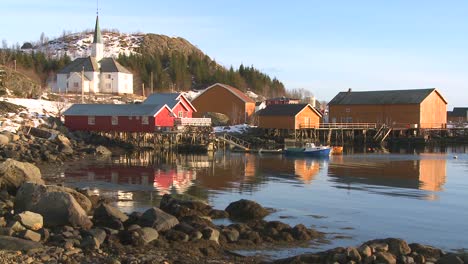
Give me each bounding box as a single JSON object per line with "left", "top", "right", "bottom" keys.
{"left": 93, "top": 15, "right": 102, "bottom": 44}
{"left": 91, "top": 14, "right": 104, "bottom": 61}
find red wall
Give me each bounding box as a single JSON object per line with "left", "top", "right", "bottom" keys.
{"left": 179, "top": 96, "right": 196, "bottom": 117}
{"left": 172, "top": 102, "right": 191, "bottom": 118}
{"left": 65, "top": 115, "right": 157, "bottom": 132}
{"left": 65, "top": 107, "right": 175, "bottom": 132}
{"left": 154, "top": 107, "right": 174, "bottom": 127}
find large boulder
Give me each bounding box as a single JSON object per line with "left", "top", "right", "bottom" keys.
{"left": 225, "top": 199, "right": 270, "bottom": 221}
{"left": 95, "top": 146, "right": 112, "bottom": 156}
{"left": 93, "top": 203, "right": 128, "bottom": 229}
{"left": 139, "top": 207, "right": 179, "bottom": 232}
{"left": 0, "top": 236, "right": 43, "bottom": 251}
{"left": 15, "top": 183, "right": 92, "bottom": 229}
{"left": 0, "top": 159, "right": 44, "bottom": 192}
{"left": 45, "top": 185, "right": 92, "bottom": 213}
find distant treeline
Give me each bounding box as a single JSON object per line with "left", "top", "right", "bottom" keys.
{"left": 117, "top": 52, "right": 286, "bottom": 97}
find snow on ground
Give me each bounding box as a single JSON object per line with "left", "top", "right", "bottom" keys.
{"left": 213, "top": 124, "right": 253, "bottom": 134}
{"left": 0, "top": 97, "right": 72, "bottom": 133}
{"left": 246, "top": 90, "right": 259, "bottom": 100}
{"left": 182, "top": 90, "right": 202, "bottom": 101}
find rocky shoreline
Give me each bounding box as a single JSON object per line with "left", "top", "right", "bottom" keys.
{"left": 0, "top": 159, "right": 464, "bottom": 264}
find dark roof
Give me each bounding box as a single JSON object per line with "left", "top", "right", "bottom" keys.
{"left": 257, "top": 104, "right": 322, "bottom": 117}
{"left": 143, "top": 93, "right": 180, "bottom": 109}
{"left": 448, "top": 107, "right": 468, "bottom": 117}
{"left": 63, "top": 104, "right": 166, "bottom": 116}
{"left": 100, "top": 58, "right": 132, "bottom": 74}
{"left": 58, "top": 57, "right": 99, "bottom": 74}
{"left": 328, "top": 88, "right": 443, "bottom": 105}
{"left": 93, "top": 16, "right": 103, "bottom": 44}
{"left": 266, "top": 97, "right": 299, "bottom": 101}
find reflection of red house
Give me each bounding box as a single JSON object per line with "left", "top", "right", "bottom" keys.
{"left": 65, "top": 165, "right": 196, "bottom": 195}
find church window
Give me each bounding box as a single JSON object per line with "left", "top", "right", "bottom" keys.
{"left": 73, "top": 82, "right": 79, "bottom": 88}
{"left": 105, "top": 83, "right": 111, "bottom": 89}
{"left": 107, "top": 74, "right": 111, "bottom": 79}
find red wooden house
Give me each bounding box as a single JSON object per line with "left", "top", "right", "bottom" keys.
{"left": 143, "top": 93, "right": 196, "bottom": 118}
{"left": 63, "top": 103, "right": 174, "bottom": 132}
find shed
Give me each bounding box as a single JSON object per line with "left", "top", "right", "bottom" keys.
{"left": 191, "top": 83, "right": 255, "bottom": 124}
{"left": 63, "top": 103, "right": 174, "bottom": 132}
{"left": 328, "top": 88, "right": 447, "bottom": 129}
{"left": 447, "top": 107, "right": 468, "bottom": 123}
{"left": 256, "top": 104, "right": 322, "bottom": 129}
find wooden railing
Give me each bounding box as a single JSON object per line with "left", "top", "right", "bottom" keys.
{"left": 174, "top": 118, "right": 212, "bottom": 127}
{"left": 299, "top": 123, "right": 377, "bottom": 129}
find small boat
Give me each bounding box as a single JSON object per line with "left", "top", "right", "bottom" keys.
{"left": 331, "top": 146, "right": 343, "bottom": 155}
{"left": 284, "top": 142, "right": 331, "bottom": 157}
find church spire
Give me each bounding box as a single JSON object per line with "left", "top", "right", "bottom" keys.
{"left": 93, "top": 15, "right": 102, "bottom": 44}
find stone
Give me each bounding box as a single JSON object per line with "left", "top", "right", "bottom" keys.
{"left": 208, "top": 209, "right": 229, "bottom": 219}
{"left": 202, "top": 227, "right": 220, "bottom": 244}
{"left": 137, "top": 227, "right": 159, "bottom": 244}
{"left": 0, "top": 227, "right": 14, "bottom": 236}
{"left": 375, "top": 252, "right": 397, "bottom": 264}
{"left": 93, "top": 203, "right": 128, "bottom": 229}
{"left": 291, "top": 224, "right": 311, "bottom": 240}
{"left": 127, "top": 224, "right": 141, "bottom": 231}
{"left": 0, "top": 159, "right": 44, "bottom": 191}
{"left": 436, "top": 254, "right": 464, "bottom": 264}
{"left": 20, "top": 230, "right": 41, "bottom": 242}
{"left": 346, "top": 247, "right": 362, "bottom": 262}
{"left": 87, "top": 228, "right": 107, "bottom": 245}
{"left": 222, "top": 228, "right": 239, "bottom": 242}
{"left": 0, "top": 236, "right": 43, "bottom": 251}
{"left": 225, "top": 199, "right": 270, "bottom": 221}
{"left": 410, "top": 243, "right": 444, "bottom": 259}
{"left": 0, "top": 134, "right": 9, "bottom": 145}
{"left": 165, "top": 229, "right": 189, "bottom": 242}
{"left": 45, "top": 185, "right": 93, "bottom": 213}
{"left": 359, "top": 245, "right": 372, "bottom": 258}
{"left": 95, "top": 146, "right": 112, "bottom": 156}
{"left": 80, "top": 235, "right": 100, "bottom": 250}
{"left": 15, "top": 183, "right": 93, "bottom": 229}
{"left": 139, "top": 207, "right": 179, "bottom": 232}
{"left": 8, "top": 221, "right": 26, "bottom": 232}
{"left": 385, "top": 238, "right": 411, "bottom": 256}
{"left": 14, "top": 211, "right": 43, "bottom": 231}
{"left": 367, "top": 241, "right": 389, "bottom": 253}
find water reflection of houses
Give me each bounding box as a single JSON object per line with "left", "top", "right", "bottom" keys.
{"left": 65, "top": 165, "right": 196, "bottom": 195}
{"left": 328, "top": 155, "right": 447, "bottom": 198}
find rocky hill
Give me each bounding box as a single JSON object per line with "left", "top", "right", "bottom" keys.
{"left": 23, "top": 31, "right": 203, "bottom": 60}
{"left": 0, "top": 65, "right": 41, "bottom": 98}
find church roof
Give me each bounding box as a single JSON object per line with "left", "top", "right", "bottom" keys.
{"left": 58, "top": 57, "right": 99, "bottom": 74}
{"left": 58, "top": 57, "right": 132, "bottom": 74}
{"left": 93, "top": 16, "right": 103, "bottom": 44}
{"left": 100, "top": 58, "right": 132, "bottom": 74}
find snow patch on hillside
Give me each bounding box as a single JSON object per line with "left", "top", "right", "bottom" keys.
{"left": 24, "top": 32, "right": 144, "bottom": 60}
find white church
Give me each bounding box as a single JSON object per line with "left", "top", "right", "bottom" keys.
{"left": 55, "top": 16, "right": 133, "bottom": 94}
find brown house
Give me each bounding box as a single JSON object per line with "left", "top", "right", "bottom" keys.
{"left": 192, "top": 83, "right": 256, "bottom": 124}
{"left": 256, "top": 104, "right": 322, "bottom": 129}
{"left": 328, "top": 88, "right": 447, "bottom": 129}
{"left": 447, "top": 107, "right": 468, "bottom": 123}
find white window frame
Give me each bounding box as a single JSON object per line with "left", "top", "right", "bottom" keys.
{"left": 178, "top": 111, "right": 184, "bottom": 118}
{"left": 88, "top": 116, "right": 95, "bottom": 125}
{"left": 111, "top": 116, "right": 118, "bottom": 125}
{"left": 142, "top": 116, "right": 149, "bottom": 125}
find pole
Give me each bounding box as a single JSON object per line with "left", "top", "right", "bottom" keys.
{"left": 81, "top": 66, "right": 84, "bottom": 103}
{"left": 150, "top": 72, "right": 153, "bottom": 94}
{"left": 142, "top": 83, "right": 145, "bottom": 97}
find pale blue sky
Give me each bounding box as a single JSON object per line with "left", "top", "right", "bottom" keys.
{"left": 2, "top": 0, "right": 467, "bottom": 108}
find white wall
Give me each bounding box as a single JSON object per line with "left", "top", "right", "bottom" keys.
{"left": 117, "top": 73, "right": 133, "bottom": 94}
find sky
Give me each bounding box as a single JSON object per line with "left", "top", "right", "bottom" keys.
{"left": 2, "top": 0, "right": 467, "bottom": 108}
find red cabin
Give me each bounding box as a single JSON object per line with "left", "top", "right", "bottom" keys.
{"left": 63, "top": 104, "right": 174, "bottom": 132}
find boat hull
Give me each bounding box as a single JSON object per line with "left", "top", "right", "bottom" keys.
{"left": 284, "top": 147, "right": 331, "bottom": 157}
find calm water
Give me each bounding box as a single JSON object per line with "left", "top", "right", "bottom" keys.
{"left": 40, "top": 145, "right": 468, "bottom": 257}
